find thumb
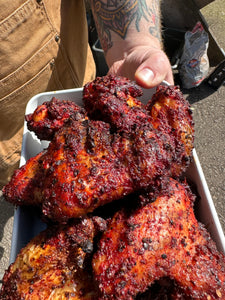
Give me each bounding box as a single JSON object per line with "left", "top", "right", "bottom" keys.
{"left": 134, "top": 50, "right": 174, "bottom": 88}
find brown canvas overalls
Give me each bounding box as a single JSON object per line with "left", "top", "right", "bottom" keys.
{"left": 0, "top": 0, "right": 96, "bottom": 188}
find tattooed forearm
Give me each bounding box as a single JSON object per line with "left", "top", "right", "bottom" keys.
{"left": 147, "top": 0, "right": 161, "bottom": 40}
{"left": 90, "top": 0, "right": 161, "bottom": 52}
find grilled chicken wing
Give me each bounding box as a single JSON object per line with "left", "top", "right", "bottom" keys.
{"left": 25, "top": 97, "right": 87, "bottom": 141}
{"left": 83, "top": 75, "right": 147, "bottom": 133}
{"left": 2, "top": 76, "right": 223, "bottom": 299}
{"left": 3, "top": 151, "right": 45, "bottom": 206}
{"left": 93, "top": 178, "right": 225, "bottom": 299}
{"left": 3, "top": 76, "right": 194, "bottom": 221}
{"left": 83, "top": 76, "right": 194, "bottom": 179}
{"left": 147, "top": 85, "right": 194, "bottom": 176}
{"left": 3, "top": 119, "right": 135, "bottom": 221}
{"left": 0, "top": 216, "right": 106, "bottom": 300}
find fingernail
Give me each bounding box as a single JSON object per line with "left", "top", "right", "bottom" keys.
{"left": 137, "top": 68, "right": 154, "bottom": 82}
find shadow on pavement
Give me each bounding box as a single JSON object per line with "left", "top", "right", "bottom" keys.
{"left": 174, "top": 73, "right": 217, "bottom": 104}
{"left": 0, "top": 193, "right": 14, "bottom": 261}
{"left": 182, "top": 83, "right": 217, "bottom": 104}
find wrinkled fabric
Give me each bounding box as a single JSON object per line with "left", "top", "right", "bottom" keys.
{"left": 0, "top": 0, "right": 96, "bottom": 188}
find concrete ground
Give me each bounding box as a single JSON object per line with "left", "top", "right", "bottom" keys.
{"left": 0, "top": 0, "right": 225, "bottom": 284}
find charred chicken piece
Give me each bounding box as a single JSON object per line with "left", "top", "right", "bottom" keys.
{"left": 0, "top": 216, "right": 107, "bottom": 300}
{"left": 93, "top": 178, "right": 225, "bottom": 299}
{"left": 147, "top": 85, "right": 194, "bottom": 176}
{"left": 83, "top": 75, "right": 147, "bottom": 133}
{"left": 3, "top": 151, "right": 45, "bottom": 206}
{"left": 3, "top": 76, "right": 194, "bottom": 221}
{"left": 3, "top": 117, "right": 187, "bottom": 222}
{"left": 40, "top": 119, "right": 135, "bottom": 221}
{"left": 83, "top": 76, "right": 194, "bottom": 173}
{"left": 3, "top": 119, "right": 135, "bottom": 222}
{"left": 25, "top": 97, "right": 87, "bottom": 140}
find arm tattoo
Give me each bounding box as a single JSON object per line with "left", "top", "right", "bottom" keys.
{"left": 91, "top": 0, "right": 161, "bottom": 52}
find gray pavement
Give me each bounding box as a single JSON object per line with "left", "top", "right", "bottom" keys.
{"left": 0, "top": 191, "right": 14, "bottom": 281}
{"left": 0, "top": 0, "right": 225, "bottom": 285}
{"left": 184, "top": 83, "right": 225, "bottom": 229}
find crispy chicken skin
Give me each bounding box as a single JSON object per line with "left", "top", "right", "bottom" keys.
{"left": 40, "top": 119, "right": 135, "bottom": 221}
{"left": 93, "top": 178, "right": 225, "bottom": 299}
{"left": 4, "top": 119, "right": 135, "bottom": 222}
{"left": 147, "top": 85, "right": 194, "bottom": 176}
{"left": 83, "top": 76, "right": 194, "bottom": 179}
{"left": 3, "top": 75, "right": 194, "bottom": 221}
{"left": 25, "top": 97, "right": 86, "bottom": 140}
{"left": 83, "top": 75, "right": 147, "bottom": 133}
{"left": 0, "top": 216, "right": 106, "bottom": 300}
{"left": 1, "top": 76, "right": 224, "bottom": 299}
{"left": 3, "top": 151, "right": 45, "bottom": 206}
{"left": 25, "top": 97, "right": 87, "bottom": 141}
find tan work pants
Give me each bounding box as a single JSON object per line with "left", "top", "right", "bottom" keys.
{"left": 0, "top": 0, "right": 96, "bottom": 188}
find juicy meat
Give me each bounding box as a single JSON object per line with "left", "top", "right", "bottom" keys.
{"left": 92, "top": 178, "right": 225, "bottom": 299}
{"left": 0, "top": 216, "right": 107, "bottom": 300}
{"left": 25, "top": 97, "right": 87, "bottom": 140}
{"left": 3, "top": 76, "right": 194, "bottom": 221}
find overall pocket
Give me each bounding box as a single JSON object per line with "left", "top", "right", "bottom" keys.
{"left": 0, "top": 0, "right": 61, "bottom": 186}
{"left": 0, "top": 0, "right": 94, "bottom": 187}
{"left": 0, "top": 61, "right": 62, "bottom": 187}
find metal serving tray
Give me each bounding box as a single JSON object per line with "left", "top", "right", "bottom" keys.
{"left": 9, "top": 86, "right": 225, "bottom": 263}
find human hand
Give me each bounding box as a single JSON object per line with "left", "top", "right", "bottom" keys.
{"left": 90, "top": 0, "right": 174, "bottom": 88}
{"left": 107, "top": 45, "right": 174, "bottom": 88}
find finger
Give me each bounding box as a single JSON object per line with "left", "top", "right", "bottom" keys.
{"left": 134, "top": 51, "right": 174, "bottom": 88}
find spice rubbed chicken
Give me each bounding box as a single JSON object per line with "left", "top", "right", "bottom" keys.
{"left": 1, "top": 179, "right": 225, "bottom": 299}
{"left": 3, "top": 76, "right": 194, "bottom": 222}
{"left": 93, "top": 178, "right": 225, "bottom": 299}
{"left": 1, "top": 75, "right": 225, "bottom": 299}
{"left": 0, "top": 216, "right": 107, "bottom": 299}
